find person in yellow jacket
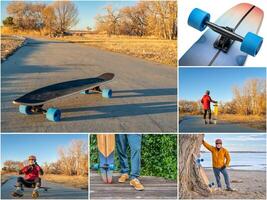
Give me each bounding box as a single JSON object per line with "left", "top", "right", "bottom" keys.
{"left": 202, "top": 138, "right": 234, "bottom": 191}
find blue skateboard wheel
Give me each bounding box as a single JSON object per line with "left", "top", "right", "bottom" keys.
{"left": 109, "top": 164, "right": 115, "bottom": 170}
{"left": 92, "top": 164, "right": 99, "bottom": 170}
{"left": 46, "top": 108, "right": 61, "bottom": 122}
{"left": 19, "top": 105, "right": 32, "bottom": 115}
{"left": 188, "top": 8, "right": 210, "bottom": 31}
{"left": 80, "top": 90, "right": 90, "bottom": 94}
{"left": 241, "top": 32, "right": 263, "bottom": 56}
{"left": 102, "top": 89, "right": 112, "bottom": 98}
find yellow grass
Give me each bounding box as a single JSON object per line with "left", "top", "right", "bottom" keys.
{"left": 1, "top": 27, "right": 177, "bottom": 66}
{"left": 61, "top": 34, "right": 177, "bottom": 66}
{"left": 1, "top": 35, "right": 25, "bottom": 60}
{"left": 1, "top": 172, "right": 17, "bottom": 185}
{"left": 218, "top": 114, "right": 266, "bottom": 130}
{"left": 42, "top": 174, "right": 88, "bottom": 189}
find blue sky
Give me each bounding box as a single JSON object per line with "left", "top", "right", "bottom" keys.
{"left": 1, "top": 134, "right": 88, "bottom": 167}
{"left": 179, "top": 67, "right": 266, "bottom": 102}
{"left": 201, "top": 134, "right": 266, "bottom": 152}
{"left": 1, "top": 0, "right": 138, "bottom": 30}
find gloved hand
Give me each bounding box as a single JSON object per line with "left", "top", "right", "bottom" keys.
{"left": 221, "top": 165, "right": 226, "bottom": 170}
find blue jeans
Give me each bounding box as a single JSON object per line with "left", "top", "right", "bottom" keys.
{"left": 116, "top": 134, "right": 142, "bottom": 179}
{"left": 213, "top": 167, "right": 231, "bottom": 189}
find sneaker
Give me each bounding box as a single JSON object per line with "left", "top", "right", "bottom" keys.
{"left": 32, "top": 188, "right": 39, "bottom": 198}
{"left": 226, "top": 187, "right": 234, "bottom": 191}
{"left": 205, "top": 120, "right": 208, "bottom": 124}
{"left": 12, "top": 187, "right": 23, "bottom": 197}
{"left": 118, "top": 173, "right": 129, "bottom": 183}
{"left": 130, "top": 178, "right": 144, "bottom": 191}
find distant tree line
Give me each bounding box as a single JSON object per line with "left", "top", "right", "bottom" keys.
{"left": 179, "top": 79, "right": 266, "bottom": 115}
{"left": 95, "top": 1, "right": 177, "bottom": 39}
{"left": 2, "top": 1, "right": 78, "bottom": 37}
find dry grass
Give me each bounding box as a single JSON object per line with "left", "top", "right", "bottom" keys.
{"left": 1, "top": 35, "right": 25, "bottom": 61}
{"left": 1, "top": 171, "right": 17, "bottom": 185}
{"left": 62, "top": 34, "right": 177, "bottom": 66}
{"left": 1, "top": 27, "right": 177, "bottom": 66}
{"left": 218, "top": 114, "right": 266, "bottom": 130}
{"left": 42, "top": 174, "right": 88, "bottom": 189}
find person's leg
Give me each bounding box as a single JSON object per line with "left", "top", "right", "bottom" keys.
{"left": 213, "top": 168, "right": 222, "bottom": 188}
{"left": 33, "top": 177, "right": 41, "bottom": 188}
{"left": 13, "top": 177, "right": 26, "bottom": 196}
{"left": 127, "top": 134, "right": 142, "bottom": 179}
{"left": 116, "top": 134, "right": 130, "bottom": 183}
{"left": 208, "top": 109, "right": 212, "bottom": 123}
{"left": 203, "top": 110, "right": 207, "bottom": 119}
{"left": 116, "top": 134, "right": 129, "bottom": 174}
{"left": 127, "top": 134, "right": 144, "bottom": 191}
{"left": 221, "top": 168, "right": 231, "bottom": 189}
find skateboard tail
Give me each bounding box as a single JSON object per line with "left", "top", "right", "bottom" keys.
{"left": 99, "top": 151, "right": 114, "bottom": 184}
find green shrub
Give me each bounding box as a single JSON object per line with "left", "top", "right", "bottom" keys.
{"left": 90, "top": 134, "right": 177, "bottom": 180}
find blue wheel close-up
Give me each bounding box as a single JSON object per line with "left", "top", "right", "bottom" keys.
{"left": 46, "top": 108, "right": 61, "bottom": 122}
{"left": 102, "top": 89, "right": 112, "bottom": 98}
{"left": 80, "top": 90, "right": 90, "bottom": 94}
{"left": 93, "top": 164, "right": 99, "bottom": 170}
{"left": 109, "top": 164, "right": 115, "bottom": 170}
{"left": 188, "top": 8, "right": 210, "bottom": 31}
{"left": 19, "top": 105, "right": 32, "bottom": 115}
{"left": 241, "top": 32, "right": 263, "bottom": 56}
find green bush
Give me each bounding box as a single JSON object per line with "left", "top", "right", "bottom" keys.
{"left": 90, "top": 134, "right": 177, "bottom": 180}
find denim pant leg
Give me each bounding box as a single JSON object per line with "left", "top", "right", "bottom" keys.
{"left": 213, "top": 168, "right": 222, "bottom": 188}
{"left": 127, "top": 134, "right": 142, "bottom": 179}
{"left": 221, "top": 168, "right": 231, "bottom": 189}
{"left": 116, "top": 134, "right": 129, "bottom": 174}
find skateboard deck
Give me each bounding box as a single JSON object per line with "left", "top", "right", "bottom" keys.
{"left": 14, "top": 185, "right": 50, "bottom": 191}
{"left": 96, "top": 134, "right": 115, "bottom": 184}
{"left": 12, "top": 73, "right": 114, "bottom": 122}
{"left": 179, "top": 3, "right": 264, "bottom": 66}
{"left": 213, "top": 103, "right": 218, "bottom": 124}
{"left": 196, "top": 158, "right": 214, "bottom": 191}
{"left": 13, "top": 185, "right": 49, "bottom": 198}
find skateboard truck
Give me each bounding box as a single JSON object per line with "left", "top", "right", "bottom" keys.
{"left": 188, "top": 8, "right": 263, "bottom": 56}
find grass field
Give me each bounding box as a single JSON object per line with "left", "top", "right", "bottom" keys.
{"left": 42, "top": 174, "right": 88, "bottom": 189}
{"left": 218, "top": 114, "right": 266, "bottom": 130}
{"left": 1, "top": 35, "right": 25, "bottom": 61}
{"left": 1, "top": 27, "right": 177, "bottom": 66}
{"left": 60, "top": 34, "right": 177, "bottom": 66}
{"left": 1, "top": 172, "right": 16, "bottom": 185}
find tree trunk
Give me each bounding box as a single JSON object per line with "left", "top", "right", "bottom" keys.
{"left": 179, "top": 134, "right": 211, "bottom": 199}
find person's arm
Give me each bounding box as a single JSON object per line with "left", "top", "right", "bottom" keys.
{"left": 210, "top": 96, "right": 217, "bottom": 103}
{"left": 202, "top": 140, "right": 214, "bottom": 152}
{"left": 224, "top": 149, "right": 231, "bottom": 167}
{"left": 201, "top": 96, "right": 204, "bottom": 104}
{"left": 36, "top": 164, "right": 44, "bottom": 175}
{"left": 20, "top": 166, "right": 32, "bottom": 174}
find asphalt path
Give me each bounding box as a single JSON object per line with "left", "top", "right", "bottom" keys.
{"left": 179, "top": 116, "right": 263, "bottom": 133}
{"left": 1, "top": 176, "right": 88, "bottom": 199}
{"left": 1, "top": 38, "right": 176, "bottom": 132}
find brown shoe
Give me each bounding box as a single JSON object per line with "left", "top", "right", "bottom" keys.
{"left": 118, "top": 173, "right": 129, "bottom": 183}
{"left": 130, "top": 178, "right": 144, "bottom": 191}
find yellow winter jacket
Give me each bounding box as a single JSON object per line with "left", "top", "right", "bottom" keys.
{"left": 202, "top": 140, "right": 231, "bottom": 168}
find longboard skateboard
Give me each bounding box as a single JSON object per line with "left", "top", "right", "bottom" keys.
{"left": 196, "top": 158, "right": 214, "bottom": 191}
{"left": 179, "top": 3, "right": 264, "bottom": 66}
{"left": 92, "top": 134, "right": 115, "bottom": 184}
{"left": 213, "top": 103, "right": 218, "bottom": 124}
{"left": 13, "top": 185, "right": 50, "bottom": 198}
{"left": 13, "top": 73, "right": 114, "bottom": 122}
